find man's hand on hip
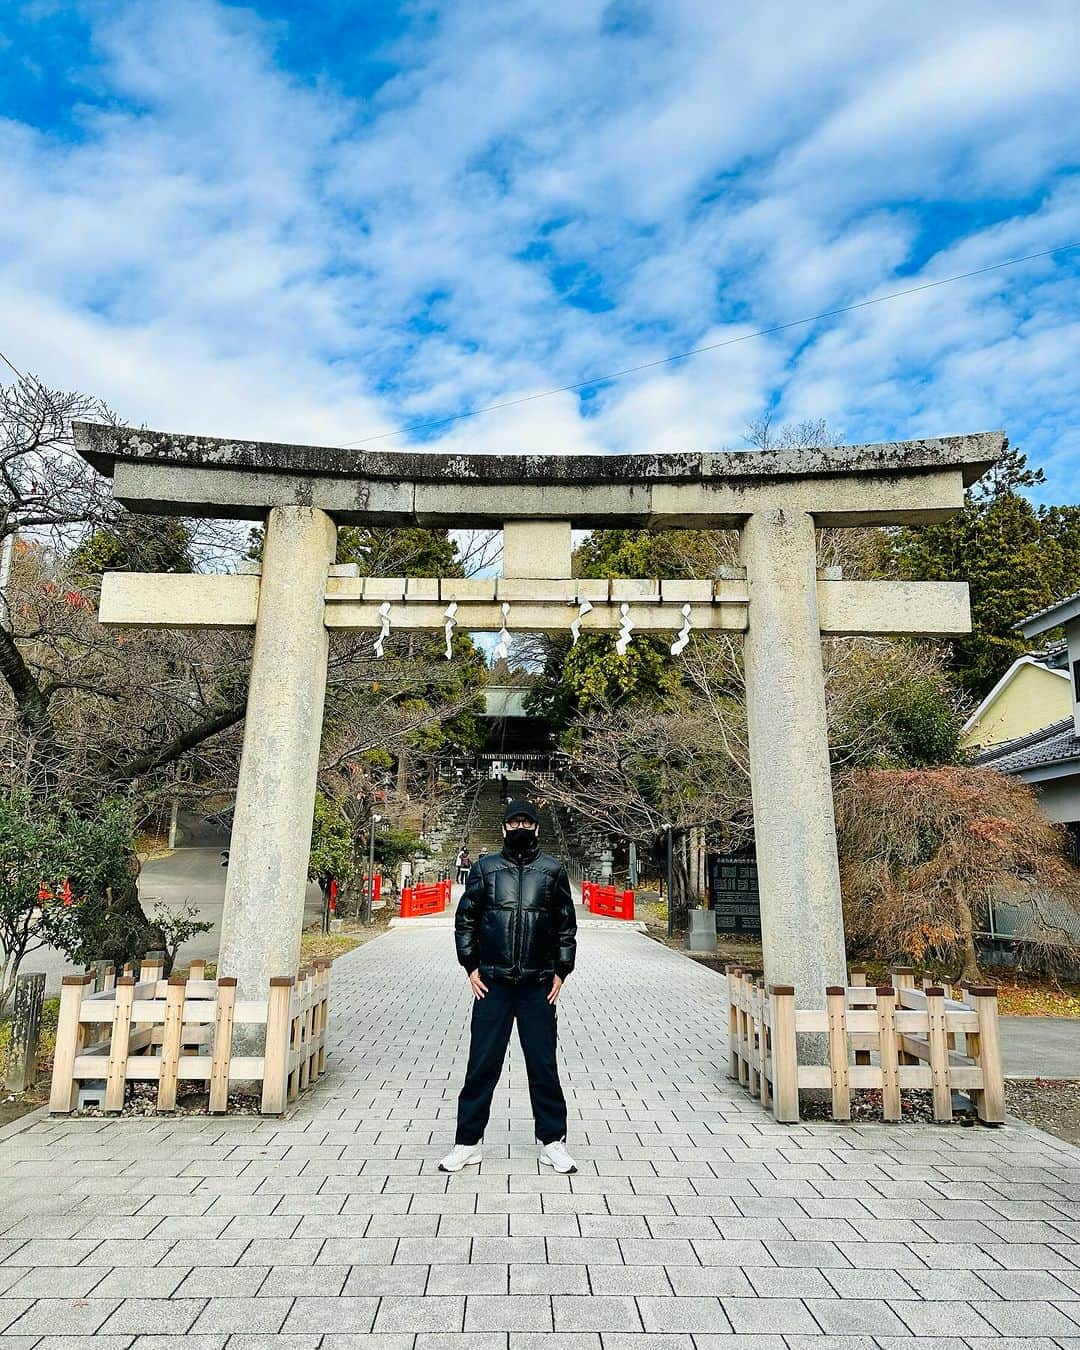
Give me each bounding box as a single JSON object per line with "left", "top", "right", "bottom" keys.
{"left": 547, "top": 975, "right": 563, "bottom": 1005}
{"left": 468, "top": 970, "right": 488, "bottom": 999}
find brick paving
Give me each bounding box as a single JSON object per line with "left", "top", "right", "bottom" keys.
{"left": 1, "top": 921, "right": 1079, "bottom": 1348}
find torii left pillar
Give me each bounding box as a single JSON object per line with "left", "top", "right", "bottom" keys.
{"left": 217, "top": 506, "right": 337, "bottom": 1000}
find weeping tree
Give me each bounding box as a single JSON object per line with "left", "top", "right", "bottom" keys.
{"left": 835, "top": 765, "right": 1080, "bottom": 982}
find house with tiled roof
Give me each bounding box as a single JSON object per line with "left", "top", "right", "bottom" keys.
{"left": 975, "top": 590, "right": 1080, "bottom": 861}
{"left": 960, "top": 638, "right": 1071, "bottom": 751}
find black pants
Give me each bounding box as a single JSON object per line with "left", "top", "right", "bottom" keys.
{"left": 455, "top": 978, "right": 567, "bottom": 1146}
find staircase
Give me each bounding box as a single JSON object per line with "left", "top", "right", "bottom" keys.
{"left": 423, "top": 777, "right": 480, "bottom": 877}
{"left": 459, "top": 779, "right": 509, "bottom": 859}
{"left": 430, "top": 777, "right": 587, "bottom": 880}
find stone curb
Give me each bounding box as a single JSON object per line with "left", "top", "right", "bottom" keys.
{"left": 0, "top": 1101, "right": 49, "bottom": 1144}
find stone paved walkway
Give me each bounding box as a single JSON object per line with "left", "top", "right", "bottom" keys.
{"left": 2, "top": 923, "right": 1080, "bottom": 1348}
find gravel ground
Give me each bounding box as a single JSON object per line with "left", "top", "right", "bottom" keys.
{"left": 1006, "top": 1077, "right": 1080, "bottom": 1146}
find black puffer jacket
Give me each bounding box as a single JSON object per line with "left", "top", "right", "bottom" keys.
{"left": 455, "top": 843, "right": 576, "bottom": 983}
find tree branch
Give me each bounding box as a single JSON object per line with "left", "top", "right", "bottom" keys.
{"left": 0, "top": 623, "right": 60, "bottom": 774}
{"left": 104, "top": 702, "right": 248, "bottom": 782}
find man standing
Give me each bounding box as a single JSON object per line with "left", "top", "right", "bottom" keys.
{"left": 440, "top": 800, "right": 578, "bottom": 1174}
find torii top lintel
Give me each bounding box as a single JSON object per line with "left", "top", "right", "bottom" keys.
{"left": 73, "top": 423, "right": 1003, "bottom": 529}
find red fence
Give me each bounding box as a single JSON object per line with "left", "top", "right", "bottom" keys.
{"left": 582, "top": 880, "right": 635, "bottom": 920}
{"left": 400, "top": 878, "right": 451, "bottom": 917}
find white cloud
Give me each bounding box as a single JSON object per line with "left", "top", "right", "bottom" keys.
{"left": 0, "top": 0, "right": 1077, "bottom": 508}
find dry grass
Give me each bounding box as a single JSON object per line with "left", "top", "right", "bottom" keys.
{"left": 299, "top": 911, "right": 393, "bottom": 965}
{"left": 134, "top": 828, "right": 173, "bottom": 864}
{"left": 994, "top": 974, "right": 1080, "bottom": 1018}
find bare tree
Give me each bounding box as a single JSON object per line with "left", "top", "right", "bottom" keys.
{"left": 539, "top": 697, "right": 747, "bottom": 917}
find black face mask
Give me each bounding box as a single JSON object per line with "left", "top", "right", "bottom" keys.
{"left": 504, "top": 827, "right": 537, "bottom": 856}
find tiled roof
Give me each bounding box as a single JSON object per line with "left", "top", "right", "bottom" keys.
{"left": 1020, "top": 588, "right": 1080, "bottom": 633}
{"left": 1034, "top": 637, "right": 1068, "bottom": 662}
{"left": 976, "top": 716, "right": 1080, "bottom": 774}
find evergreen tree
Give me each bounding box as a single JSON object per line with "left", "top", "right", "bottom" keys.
{"left": 70, "top": 516, "right": 194, "bottom": 578}
{"left": 887, "top": 449, "right": 1080, "bottom": 697}
{"left": 525, "top": 528, "right": 713, "bottom": 726}
{"left": 336, "top": 526, "right": 463, "bottom": 578}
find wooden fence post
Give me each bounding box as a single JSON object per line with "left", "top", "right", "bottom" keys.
{"left": 940, "top": 979, "right": 961, "bottom": 1054}
{"left": 770, "top": 985, "right": 799, "bottom": 1123}
{"left": 738, "top": 972, "right": 753, "bottom": 1088}
{"left": 4, "top": 972, "right": 46, "bottom": 1093}
{"left": 746, "top": 974, "right": 761, "bottom": 1098}
{"left": 189, "top": 958, "right": 207, "bottom": 981}
{"left": 757, "top": 979, "right": 771, "bottom": 1111}
{"left": 156, "top": 976, "right": 187, "bottom": 1113}
{"left": 924, "top": 986, "right": 952, "bottom": 1122}
{"left": 313, "top": 960, "right": 330, "bottom": 1077}
{"left": 875, "top": 986, "right": 901, "bottom": 1122}
{"left": 140, "top": 952, "right": 165, "bottom": 985}
{"left": 49, "top": 974, "right": 90, "bottom": 1114}
{"left": 209, "top": 978, "right": 237, "bottom": 1114}
{"left": 849, "top": 970, "right": 871, "bottom": 1065}
{"left": 725, "top": 966, "right": 741, "bottom": 1081}
{"left": 261, "top": 976, "right": 294, "bottom": 1115}
{"left": 297, "top": 967, "right": 313, "bottom": 1093}
{"left": 92, "top": 960, "right": 113, "bottom": 993}
{"left": 826, "top": 986, "right": 850, "bottom": 1121}
{"left": 967, "top": 985, "right": 1005, "bottom": 1124}
{"left": 891, "top": 968, "right": 917, "bottom": 1065}
{"left": 104, "top": 976, "right": 136, "bottom": 1113}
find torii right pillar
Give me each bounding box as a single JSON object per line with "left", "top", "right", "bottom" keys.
{"left": 740, "top": 508, "right": 847, "bottom": 997}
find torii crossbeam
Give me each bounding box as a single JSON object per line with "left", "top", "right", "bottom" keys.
{"left": 74, "top": 424, "right": 1003, "bottom": 1015}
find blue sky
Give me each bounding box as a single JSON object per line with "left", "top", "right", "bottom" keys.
{"left": 2, "top": 0, "right": 1078, "bottom": 502}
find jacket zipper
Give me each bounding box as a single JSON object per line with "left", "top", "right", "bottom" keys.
{"left": 513, "top": 857, "right": 525, "bottom": 971}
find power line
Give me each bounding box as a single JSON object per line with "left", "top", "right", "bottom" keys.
{"left": 343, "top": 242, "right": 1080, "bottom": 449}
{"left": 0, "top": 348, "right": 25, "bottom": 381}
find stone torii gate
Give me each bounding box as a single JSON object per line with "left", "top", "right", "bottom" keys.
{"left": 74, "top": 424, "right": 1002, "bottom": 1016}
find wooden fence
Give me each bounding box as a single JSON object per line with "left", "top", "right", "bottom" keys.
{"left": 49, "top": 956, "right": 330, "bottom": 1116}
{"left": 727, "top": 966, "right": 1005, "bottom": 1125}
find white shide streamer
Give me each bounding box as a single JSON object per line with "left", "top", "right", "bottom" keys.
{"left": 670, "top": 602, "right": 692, "bottom": 656}
{"left": 569, "top": 598, "right": 593, "bottom": 646}
{"left": 614, "top": 601, "right": 634, "bottom": 657}
{"left": 443, "top": 600, "right": 458, "bottom": 660}
{"left": 373, "top": 601, "right": 392, "bottom": 658}
{"left": 493, "top": 601, "right": 512, "bottom": 661}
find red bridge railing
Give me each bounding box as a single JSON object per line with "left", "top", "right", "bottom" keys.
{"left": 400, "top": 878, "right": 452, "bottom": 917}
{"left": 582, "top": 880, "right": 635, "bottom": 920}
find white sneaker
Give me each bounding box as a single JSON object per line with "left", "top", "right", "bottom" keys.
{"left": 538, "top": 1140, "right": 577, "bottom": 1173}
{"left": 439, "top": 1143, "right": 482, "bottom": 1172}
